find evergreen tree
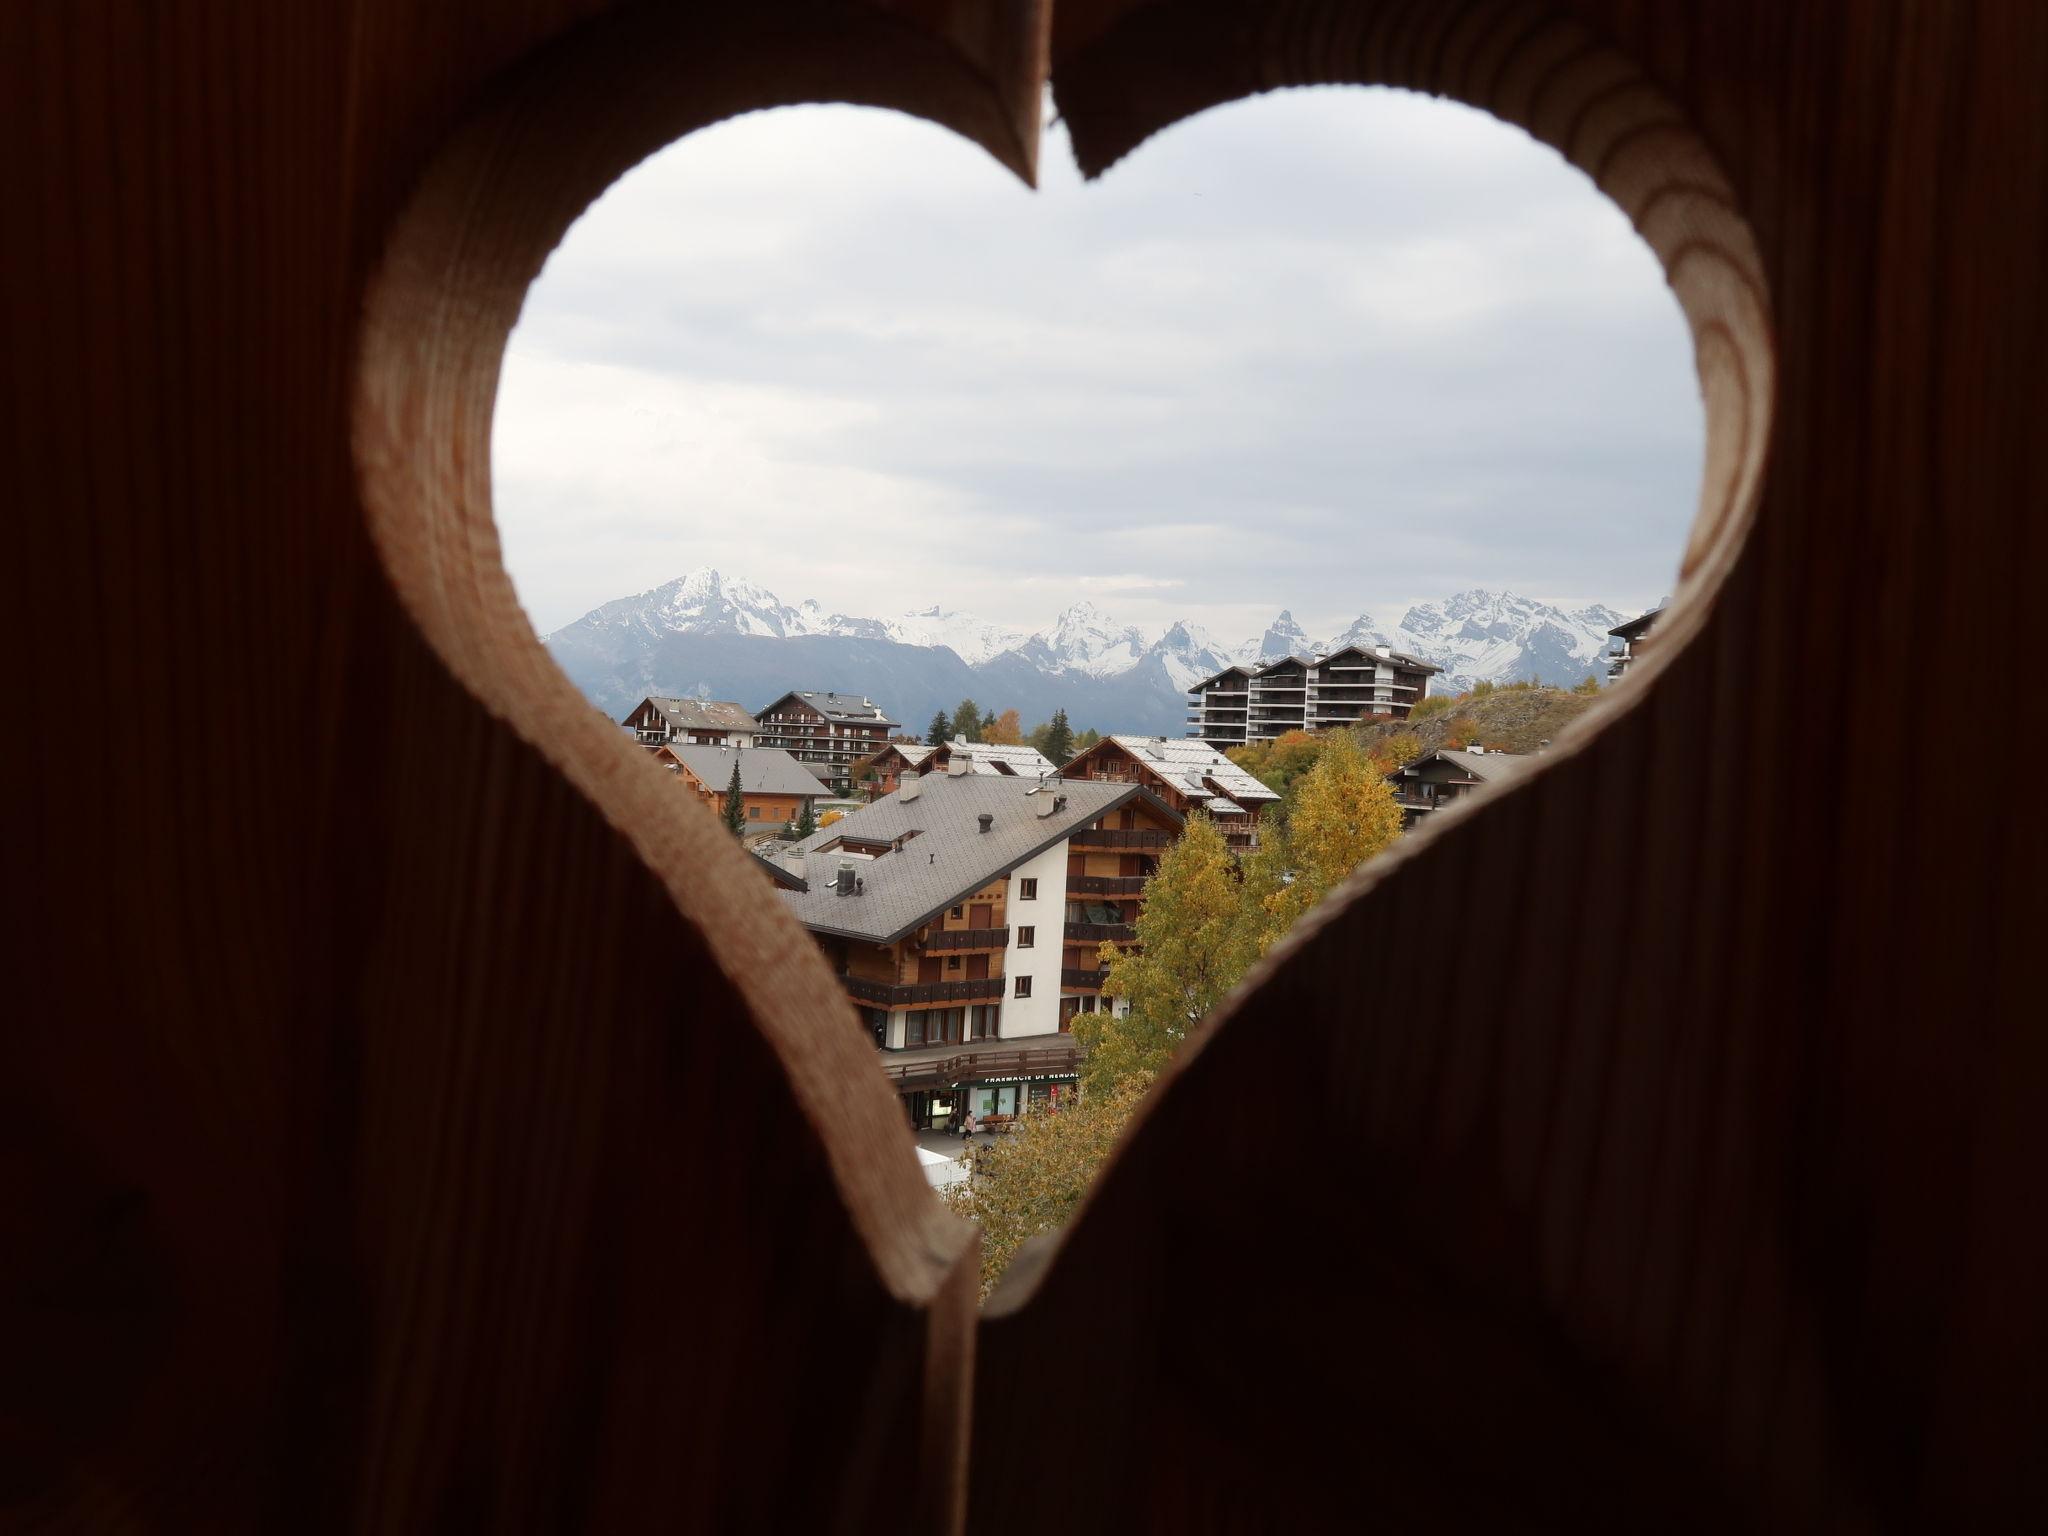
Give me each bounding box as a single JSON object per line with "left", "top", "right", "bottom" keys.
{"left": 792, "top": 800, "right": 818, "bottom": 839}
{"left": 1080, "top": 816, "right": 1258, "bottom": 1096}
{"left": 951, "top": 700, "right": 982, "bottom": 742}
{"left": 1070, "top": 727, "right": 1102, "bottom": 757}
{"left": 1043, "top": 708, "right": 1074, "bottom": 764}
{"left": 722, "top": 758, "right": 746, "bottom": 838}
{"left": 926, "top": 710, "right": 951, "bottom": 746}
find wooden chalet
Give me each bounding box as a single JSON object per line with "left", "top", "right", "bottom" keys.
{"left": 1063, "top": 734, "right": 1280, "bottom": 851}
{"left": 753, "top": 689, "right": 899, "bottom": 793}
{"left": 651, "top": 743, "right": 821, "bottom": 832}
{"left": 622, "top": 694, "right": 757, "bottom": 748}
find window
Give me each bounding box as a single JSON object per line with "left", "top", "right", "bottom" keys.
{"left": 748, "top": 805, "right": 761, "bottom": 819}
{"left": 1017, "top": 926, "right": 1035, "bottom": 948}
{"left": 1019, "top": 879, "right": 1037, "bottom": 901}
{"left": 950, "top": 905, "right": 963, "bottom": 919}
{"left": 947, "top": 955, "right": 961, "bottom": 971}
{"left": 1014, "top": 976, "right": 1032, "bottom": 999}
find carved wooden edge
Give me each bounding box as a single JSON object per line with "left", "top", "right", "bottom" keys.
{"left": 992, "top": 0, "right": 1774, "bottom": 1313}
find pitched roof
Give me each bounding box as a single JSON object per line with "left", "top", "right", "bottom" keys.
{"left": 750, "top": 848, "right": 808, "bottom": 891}
{"left": 758, "top": 689, "right": 900, "bottom": 727}
{"left": 777, "top": 773, "right": 1173, "bottom": 944}
{"left": 1315, "top": 643, "right": 1441, "bottom": 673}
{"left": 918, "top": 739, "right": 1059, "bottom": 778}
{"left": 1608, "top": 607, "right": 1662, "bottom": 640}
{"left": 657, "top": 744, "right": 824, "bottom": 797}
{"left": 638, "top": 695, "right": 758, "bottom": 733}
{"left": 1187, "top": 664, "right": 1256, "bottom": 691}
{"left": 1396, "top": 747, "right": 1539, "bottom": 787}
{"left": 1099, "top": 735, "right": 1282, "bottom": 815}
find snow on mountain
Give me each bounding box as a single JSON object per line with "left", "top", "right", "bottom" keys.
{"left": 543, "top": 569, "right": 1627, "bottom": 735}
{"left": 877, "top": 605, "right": 1028, "bottom": 666}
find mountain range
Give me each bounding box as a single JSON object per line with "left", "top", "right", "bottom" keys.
{"left": 543, "top": 568, "right": 1635, "bottom": 736}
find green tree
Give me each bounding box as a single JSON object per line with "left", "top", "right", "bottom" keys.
{"left": 951, "top": 700, "right": 982, "bottom": 742}
{"left": 1080, "top": 816, "right": 1259, "bottom": 1096}
{"left": 789, "top": 800, "right": 818, "bottom": 839}
{"left": 927, "top": 710, "right": 952, "bottom": 746}
{"left": 1042, "top": 707, "right": 1074, "bottom": 765}
{"left": 722, "top": 758, "right": 746, "bottom": 838}
{"left": 940, "top": 1075, "right": 1150, "bottom": 1300}
{"left": 1070, "top": 727, "right": 1102, "bottom": 757}
{"left": 1262, "top": 732, "right": 1402, "bottom": 932}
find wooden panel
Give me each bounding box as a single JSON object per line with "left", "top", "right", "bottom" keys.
{"left": 4, "top": 0, "right": 2042, "bottom": 1531}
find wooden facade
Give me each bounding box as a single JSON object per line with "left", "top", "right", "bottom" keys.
{"left": 753, "top": 691, "right": 899, "bottom": 792}
{"left": 12, "top": 0, "right": 2044, "bottom": 1530}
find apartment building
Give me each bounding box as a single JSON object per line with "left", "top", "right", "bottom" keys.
{"left": 1189, "top": 646, "right": 1440, "bottom": 745}
{"left": 753, "top": 690, "right": 899, "bottom": 793}
{"left": 1063, "top": 735, "right": 1281, "bottom": 852}
{"left": 622, "top": 695, "right": 758, "bottom": 748}
{"left": 776, "top": 769, "right": 1181, "bottom": 1127}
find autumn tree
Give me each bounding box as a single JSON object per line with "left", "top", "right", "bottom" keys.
{"left": 818, "top": 809, "right": 844, "bottom": 829}
{"left": 1575, "top": 673, "right": 1604, "bottom": 694}
{"left": 1262, "top": 732, "right": 1402, "bottom": 932}
{"left": 926, "top": 710, "right": 951, "bottom": 746}
{"left": 1371, "top": 729, "right": 1425, "bottom": 773}
{"left": 1081, "top": 816, "right": 1259, "bottom": 1096}
{"left": 941, "top": 1074, "right": 1151, "bottom": 1300}
{"left": 983, "top": 708, "right": 1024, "bottom": 745}
{"left": 951, "top": 700, "right": 982, "bottom": 742}
{"left": 722, "top": 759, "right": 746, "bottom": 838}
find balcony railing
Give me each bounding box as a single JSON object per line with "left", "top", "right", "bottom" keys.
{"left": 1061, "top": 967, "right": 1110, "bottom": 990}
{"left": 879, "top": 1041, "right": 1081, "bottom": 1089}
{"left": 1068, "top": 874, "right": 1147, "bottom": 896}
{"left": 839, "top": 974, "right": 1005, "bottom": 1007}
{"left": 1064, "top": 921, "right": 1136, "bottom": 943}
{"left": 1071, "top": 828, "right": 1173, "bottom": 850}
{"left": 924, "top": 926, "right": 1009, "bottom": 951}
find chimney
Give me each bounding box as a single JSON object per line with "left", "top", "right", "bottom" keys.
{"left": 1036, "top": 788, "right": 1058, "bottom": 818}
{"left": 900, "top": 770, "right": 921, "bottom": 801}
{"left": 786, "top": 849, "right": 806, "bottom": 882}
{"left": 949, "top": 752, "right": 971, "bottom": 778}
{"left": 1375, "top": 644, "right": 1392, "bottom": 658}
{"left": 835, "top": 860, "right": 856, "bottom": 895}
{"left": 1469, "top": 744, "right": 1484, "bottom": 755}
{"left": 977, "top": 813, "right": 994, "bottom": 834}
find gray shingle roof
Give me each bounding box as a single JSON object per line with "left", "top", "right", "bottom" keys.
{"left": 1315, "top": 643, "right": 1440, "bottom": 673}
{"left": 776, "top": 774, "right": 1170, "bottom": 944}
{"left": 659, "top": 744, "right": 824, "bottom": 797}
{"left": 759, "top": 689, "right": 900, "bottom": 727}
{"left": 643, "top": 696, "right": 758, "bottom": 733}
{"left": 1398, "top": 748, "right": 1538, "bottom": 787}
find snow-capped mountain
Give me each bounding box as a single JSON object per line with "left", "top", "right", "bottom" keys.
{"left": 542, "top": 567, "right": 1629, "bottom": 735}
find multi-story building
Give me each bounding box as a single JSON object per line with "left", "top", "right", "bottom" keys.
{"left": 622, "top": 695, "right": 758, "bottom": 748}
{"left": 917, "top": 738, "right": 1058, "bottom": 778}
{"left": 753, "top": 690, "right": 899, "bottom": 793}
{"left": 1385, "top": 746, "right": 1534, "bottom": 829}
{"left": 1190, "top": 646, "right": 1439, "bottom": 745}
{"left": 1606, "top": 607, "right": 1662, "bottom": 679}
{"left": 1063, "top": 735, "right": 1281, "bottom": 852}
{"left": 776, "top": 769, "right": 1181, "bottom": 1128}
{"left": 651, "top": 743, "right": 821, "bottom": 832}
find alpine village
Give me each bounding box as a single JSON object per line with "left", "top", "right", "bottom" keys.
{"left": 622, "top": 610, "right": 1661, "bottom": 1292}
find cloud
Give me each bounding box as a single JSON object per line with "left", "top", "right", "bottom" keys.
{"left": 495, "top": 89, "right": 1700, "bottom": 640}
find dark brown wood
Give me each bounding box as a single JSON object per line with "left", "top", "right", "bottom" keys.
{"left": 5, "top": 0, "right": 2043, "bottom": 1530}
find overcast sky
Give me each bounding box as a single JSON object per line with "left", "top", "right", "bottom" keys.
{"left": 494, "top": 88, "right": 1700, "bottom": 642}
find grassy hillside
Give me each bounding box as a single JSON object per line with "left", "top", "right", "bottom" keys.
{"left": 1354, "top": 681, "right": 1602, "bottom": 760}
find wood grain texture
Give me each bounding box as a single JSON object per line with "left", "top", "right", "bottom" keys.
{"left": 3, "top": 0, "right": 2042, "bottom": 1531}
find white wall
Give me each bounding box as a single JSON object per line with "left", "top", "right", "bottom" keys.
{"left": 1000, "top": 836, "right": 1068, "bottom": 1039}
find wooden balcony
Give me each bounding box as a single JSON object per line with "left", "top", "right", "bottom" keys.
{"left": 839, "top": 974, "right": 1005, "bottom": 1007}
{"left": 924, "top": 926, "right": 1009, "bottom": 951}
{"left": 1061, "top": 967, "right": 1110, "bottom": 990}
{"left": 1068, "top": 874, "right": 1146, "bottom": 896}
{"left": 1071, "top": 828, "right": 1173, "bottom": 850}
{"left": 1064, "top": 921, "right": 1135, "bottom": 944}
{"left": 878, "top": 1040, "right": 1081, "bottom": 1091}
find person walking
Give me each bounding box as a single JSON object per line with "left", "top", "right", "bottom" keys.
{"left": 963, "top": 1109, "right": 979, "bottom": 1142}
